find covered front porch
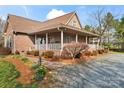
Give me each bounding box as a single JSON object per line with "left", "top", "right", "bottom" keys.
{"left": 31, "top": 25, "right": 100, "bottom": 51}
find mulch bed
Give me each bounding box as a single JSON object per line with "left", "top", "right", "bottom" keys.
{"left": 4, "top": 57, "right": 35, "bottom": 84}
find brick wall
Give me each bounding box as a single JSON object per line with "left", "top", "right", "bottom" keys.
{"left": 15, "top": 33, "right": 34, "bottom": 53}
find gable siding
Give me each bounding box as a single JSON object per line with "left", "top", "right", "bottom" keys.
{"left": 67, "top": 14, "right": 82, "bottom": 29}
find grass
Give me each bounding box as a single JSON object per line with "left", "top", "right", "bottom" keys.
{"left": 0, "top": 55, "right": 6, "bottom": 58}
{"left": 11, "top": 55, "right": 30, "bottom": 63}
{"left": 112, "top": 51, "right": 124, "bottom": 54}
{"left": 0, "top": 55, "right": 47, "bottom": 88}
{"left": 0, "top": 61, "right": 22, "bottom": 88}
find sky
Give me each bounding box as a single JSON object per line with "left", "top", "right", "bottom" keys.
{"left": 0, "top": 5, "right": 124, "bottom": 27}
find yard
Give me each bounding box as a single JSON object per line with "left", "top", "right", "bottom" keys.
{"left": 0, "top": 51, "right": 124, "bottom": 88}
{"left": 0, "top": 55, "right": 47, "bottom": 88}
{"left": 0, "top": 61, "right": 21, "bottom": 88}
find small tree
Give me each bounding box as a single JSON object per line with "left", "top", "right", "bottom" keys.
{"left": 62, "top": 42, "right": 89, "bottom": 60}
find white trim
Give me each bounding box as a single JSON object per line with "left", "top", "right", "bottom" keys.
{"left": 13, "top": 33, "right": 16, "bottom": 53}
{"left": 65, "top": 12, "right": 76, "bottom": 25}
{"left": 4, "top": 35, "right": 6, "bottom": 47}
{"left": 46, "top": 33, "right": 48, "bottom": 50}
{"left": 61, "top": 31, "right": 63, "bottom": 50}
{"left": 35, "top": 34, "right": 37, "bottom": 49}
{"left": 86, "top": 36, "right": 88, "bottom": 44}
{"left": 76, "top": 34, "right": 78, "bottom": 43}
{"left": 65, "top": 12, "right": 82, "bottom": 29}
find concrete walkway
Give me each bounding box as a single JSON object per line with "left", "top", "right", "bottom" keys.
{"left": 49, "top": 54, "right": 124, "bottom": 88}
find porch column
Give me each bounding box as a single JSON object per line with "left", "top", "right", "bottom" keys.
{"left": 76, "top": 34, "right": 78, "bottom": 43}
{"left": 3, "top": 32, "right": 7, "bottom": 47}
{"left": 46, "top": 33, "right": 48, "bottom": 50}
{"left": 86, "top": 36, "right": 88, "bottom": 44}
{"left": 92, "top": 38, "right": 94, "bottom": 44}
{"left": 13, "top": 33, "right": 16, "bottom": 54}
{"left": 61, "top": 31, "right": 63, "bottom": 50}
{"left": 35, "top": 34, "right": 37, "bottom": 49}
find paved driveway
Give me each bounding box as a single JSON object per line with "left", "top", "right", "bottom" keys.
{"left": 50, "top": 54, "right": 124, "bottom": 88}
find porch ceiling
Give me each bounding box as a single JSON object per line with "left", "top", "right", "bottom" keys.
{"left": 29, "top": 23, "right": 99, "bottom": 37}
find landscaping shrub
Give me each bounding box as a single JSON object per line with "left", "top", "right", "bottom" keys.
{"left": 104, "top": 49, "right": 109, "bottom": 53}
{"left": 61, "top": 50, "right": 72, "bottom": 59}
{"left": 33, "top": 50, "right": 39, "bottom": 56}
{"left": 98, "top": 49, "right": 104, "bottom": 54}
{"left": 92, "top": 50, "right": 98, "bottom": 56}
{"left": 27, "top": 51, "right": 31, "bottom": 55}
{"left": 31, "top": 64, "right": 40, "bottom": 69}
{"left": 34, "top": 66, "right": 46, "bottom": 81}
{"left": 26, "top": 50, "right": 39, "bottom": 56}
{"left": 75, "top": 53, "right": 82, "bottom": 58}
{"left": 15, "top": 50, "right": 20, "bottom": 55}
{"left": 62, "top": 42, "right": 89, "bottom": 59}
{"left": 84, "top": 51, "right": 92, "bottom": 56}
{"left": 0, "top": 47, "right": 11, "bottom": 55}
{"left": 42, "top": 51, "right": 54, "bottom": 58}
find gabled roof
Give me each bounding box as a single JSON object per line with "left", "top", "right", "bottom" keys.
{"left": 5, "top": 12, "right": 75, "bottom": 33}
{"left": 4, "top": 12, "right": 99, "bottom": 37}
{"left": 5, "top": 14, "right": 42, "bottom": 33}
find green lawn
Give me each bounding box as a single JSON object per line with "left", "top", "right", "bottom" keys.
{"left": 0, "top": 61, "right": 22, "bottom": 88}
{"left": 0, "top": 55, "right": 46, "bottom": 88}
{"left": 112, "top": 51, "right": 124, "bottom": 54}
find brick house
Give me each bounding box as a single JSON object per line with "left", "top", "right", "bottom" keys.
{"left": 3, "top": 12, "right": 99, "bottom": 54}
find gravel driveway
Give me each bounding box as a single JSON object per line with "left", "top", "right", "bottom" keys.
{"left": 49, "top": 54, "right": 124, "bottom": 88}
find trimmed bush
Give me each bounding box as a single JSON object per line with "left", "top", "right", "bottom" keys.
{"left": 98, "top": 49, "right": 104, "bottom": 54}
{"left": 84, "top": 51, "right": 92, "bottom": 56}
{"left": 27, "top": 51, "right": 31, "bottom": 55}
{"left": 26, "top": 50, "right": 39, "bottom": 56}
{"left": 15, "top": 50, "right": 20, "bottom": 55}
{"left": 104, "top": 49, "right": 109, "bottom": 53}
{"left": 33, "top": 50, "right": 39, "bottom": 56}
{"left": 92, "top": 50, "right": 98, "bottom": 56}
{"left": 34, "top": 66, "right": 46, "bottom": 81}
{"left": 0, "top": 47, "right": 11, "bottom": 55}
{"left": 42, "top": 51, "right": 54, "bottom": 58}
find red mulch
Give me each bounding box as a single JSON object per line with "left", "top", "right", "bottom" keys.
{"left": 4, "top": 57, "right": 35, "bottom": 84}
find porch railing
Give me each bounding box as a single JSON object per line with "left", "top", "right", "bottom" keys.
{"left": 34, "top": 43, "right": 102, "bottom": 51}
{"left": 35, "top": 43, "right": 61, "bottom": 50}
{"left": 48, "top": 43, "right": 61, "bottom": 50}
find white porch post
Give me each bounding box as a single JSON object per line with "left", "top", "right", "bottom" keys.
{"left": 46, "top": 33, "right": 48, "bottom": 50}
{"left": 13, "top": 33, "right": 16, "bottom": 53}
{"left": 92, "top": 38, "right": 94, "bottom": 44}
{"left": 61, "top": 31, "right": 63, "bottom": 50}
{"left": 35, "top": 34, "right": 37, "bottom": 49}
{"left": 3, "top": 32, "right": 7, "bottom": 47}
{"left": 76, "top": 34, "right": 78, "bottom": 43}
{"left": 86, "top": 36, "right": 88, "bottom": 44}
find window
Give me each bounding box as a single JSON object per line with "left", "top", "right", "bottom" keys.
{"left": 65, "top": 36, "right": 71, "bottom": 43}
{"left": 72, "top": 20, "right": 76, "bottom": 27}
{"left": 7, "top": 36, "right": 12, "bottom": 48}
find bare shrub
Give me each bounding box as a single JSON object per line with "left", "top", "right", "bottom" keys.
{"left": 61, "top": 42, "right": 89, "bottom": 59}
